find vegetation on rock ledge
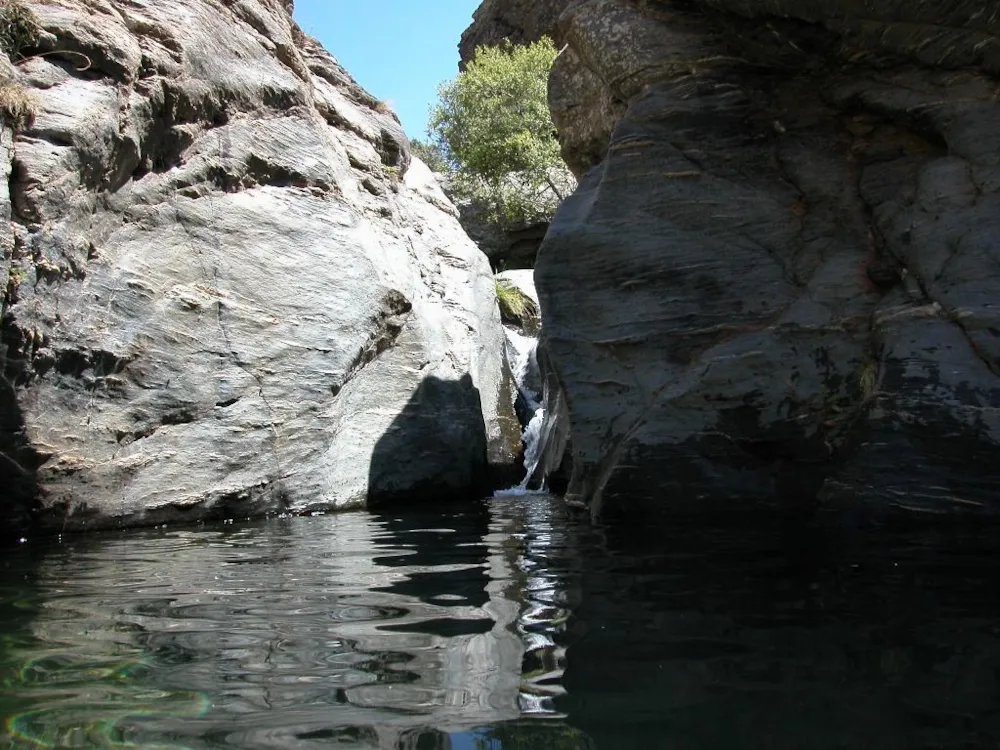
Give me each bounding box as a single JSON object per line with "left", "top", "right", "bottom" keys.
{"left": 495, "top": 277, "right": 539, "bottom": 328}
{"left": 0, "top": 0, "right": 40, "bottom": 129}
{"left": 0, "top": 77, "right": 34, "bottom": 128}
{"left": 0, "top": 0, "right": 39, "bottom": 60}
{"left": 409, "top": 138, "right": 449, "bottom": 173}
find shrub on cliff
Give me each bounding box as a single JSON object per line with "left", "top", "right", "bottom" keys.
{"left": 0, "top": 77, "right": 35, "bottom": 128}
{"left": 428, "top": 37, "right": 574, "bottom": 226}
{"left": 409, "top": 138, "right": 450, "bottom": 173}
{"left": 0, "top": 0, "right": 40, "bottom": 60}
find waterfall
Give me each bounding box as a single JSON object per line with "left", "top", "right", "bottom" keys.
{"left": 518, "top": 407, "right": 546, "bottom": 489}
{"left": 496, "top": 327, "right": 547, "bottom": 496}
{"left": 503, "top": 327, "right": 540, "bottom": 411}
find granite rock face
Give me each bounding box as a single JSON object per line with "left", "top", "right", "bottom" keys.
{"left": 459, "top": 0, "right": 570, "bottom": 68}
{"left": 0, "top": 0, "right": 517, "bottom": 536}
{"left": 470, "top": 0, "right": 1000, "bottom": 521}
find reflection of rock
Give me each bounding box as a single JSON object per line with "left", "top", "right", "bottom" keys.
{"left": 7, "top": 495, "right": 620, "bottom": 748}
{"left": 16, "top": 510, "right": 527, "bottom": 748}
{"left": 11, "top": 496, "right": 1000, "bottom": 749}
{"left": 558, "top": 522, "right": 1000, "bottom": 750}
{"left": 0, "top": 1, "right": 517, "bottom": 534}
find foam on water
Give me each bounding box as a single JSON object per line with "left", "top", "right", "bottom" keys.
{"left": 501, "top": 326, "right": 546, "bottom": 493}
{"left": 492, "top": 486, "right": 549, "bottom": 498}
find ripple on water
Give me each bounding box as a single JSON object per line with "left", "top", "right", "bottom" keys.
{"left": 3, "top": 500, "right": 1000, "bottom": 749}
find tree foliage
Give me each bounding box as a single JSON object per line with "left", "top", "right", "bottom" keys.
{"left": 428, "top": 37, "right": 574, "bottom": 225}
{"left": 409, "top": 138, "right": 449, "bottom": 173}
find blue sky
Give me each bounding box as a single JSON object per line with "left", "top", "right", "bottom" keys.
{"left": 293, "top": 1, "right": 482, "bottom": 139}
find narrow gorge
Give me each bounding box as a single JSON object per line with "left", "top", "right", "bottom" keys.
{"left": 2, "top": 3, "right": 1000, "bottom": 749}
{"left": 1, "top": 0, "right": 999, "bottom": 538}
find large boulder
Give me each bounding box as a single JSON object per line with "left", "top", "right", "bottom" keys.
{"left": 477, "top": 0, "right": 1000, "bottom": 521}
{"left": 0, "top": 0, "right": 518, "bottom": 536}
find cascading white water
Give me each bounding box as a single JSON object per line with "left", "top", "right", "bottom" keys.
{"left": 518, "top": 407, "right": 547, "bottom": 490}
{"left": 496, "top": 327, "right": 546, "bottom": 496}
{"left": 503, "top": 327, "right": 540, "bottom": 409}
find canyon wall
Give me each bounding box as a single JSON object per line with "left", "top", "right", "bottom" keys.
{"left": 0, "top": 0, "right": 519, "bottom": 536}
{"left": 465, "top": 0, "right": 1000, "bottom": 521}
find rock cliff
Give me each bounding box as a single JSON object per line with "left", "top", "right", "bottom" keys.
{"left": 0, "top": 0, "right": 518, "bottom": 536}
{"left": 459, "top": 0, "right": 569, "bottom": 69}
{"left": 465, "top": 0, "right": 1000, "bottom": 521}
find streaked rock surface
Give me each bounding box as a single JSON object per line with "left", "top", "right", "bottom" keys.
{"left": 467, "top": 0, "right": 1000, "bottom": 521}
{"left": 0, "top": 0, "right": 517, "bottom": 535}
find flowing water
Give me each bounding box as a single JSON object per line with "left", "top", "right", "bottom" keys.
{"left": 2, "top": 496, "right": 1000, "bottom": 749}
{"left": 500, "top": 326, "right": 545, "bottom": 492}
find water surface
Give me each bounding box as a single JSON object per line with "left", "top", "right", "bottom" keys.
{"left": 1, "top": 496, "right": 999, "bottom": 749}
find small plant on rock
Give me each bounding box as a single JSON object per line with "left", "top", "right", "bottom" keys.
{"left": 409, "top": 138, "right": 449, "bottom": 173}
{"left": 858, "top": 359, "right": 879, "bottom": 402}
{"left": 5, "top": 264, "right": 29, "bottom": 303}
{"left": 383, "top": 164, "right": 401, "bottom": 186}
{"left": 0, "top": 0, "right": 40, "bottom": 130}
{"left": 0, "top": 0, "right": 40, "bottom": 61}
{"left": 495, "top": 277, "right": 538, "bottom": 327}
{"left": 0, "top": 75, "right": 35, "bottom": 128}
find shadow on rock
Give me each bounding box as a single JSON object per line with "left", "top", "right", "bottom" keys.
{"left": 368, "top": 373, "right": 488, "bottom": 506}
{"left": 0, "top": 366, "right": 40, "bottom": 544}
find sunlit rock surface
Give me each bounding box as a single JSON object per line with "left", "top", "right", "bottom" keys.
{"left": 0, "top": 0, "right": 518, "bottom": 535}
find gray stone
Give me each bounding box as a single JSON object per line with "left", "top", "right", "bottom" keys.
{"left": 434, "top": 174, "right": 549, "bottom": 271}
{"left": 0, "top": 0, "right": 518, "bottom": 536}
{"left": 470, "top": 0, "right": 1000, "bottom": 521}
{"left": 459, "top": 0, "right": 571, "bottom": 67}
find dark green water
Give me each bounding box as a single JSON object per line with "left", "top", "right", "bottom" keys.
{"left": 1, "top": 495, "right": 1000, "bottom": 749}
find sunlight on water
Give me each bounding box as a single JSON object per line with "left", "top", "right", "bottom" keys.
{"left": 0, "top": 499, "right": 577, "bottom": 749}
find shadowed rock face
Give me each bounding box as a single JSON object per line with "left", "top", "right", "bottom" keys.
{"left": 0, "top": 0, "right": 518, "bottom": 536}
{"left": 466, "top": 0, "right": 1000, "bottom": 522}
{"left": 459, "top": 0, "right": 571, "bottom": 68}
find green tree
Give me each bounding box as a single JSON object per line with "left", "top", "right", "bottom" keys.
{"left": 409, "top": 138, "right": 450, "bottom": 173}
{"left": 429, "top": 37, "right": 574, "bottom": 225}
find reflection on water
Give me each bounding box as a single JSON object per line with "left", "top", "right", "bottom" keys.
{"left": 1, "top": 497, "right": 1000, "bottom": 749}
